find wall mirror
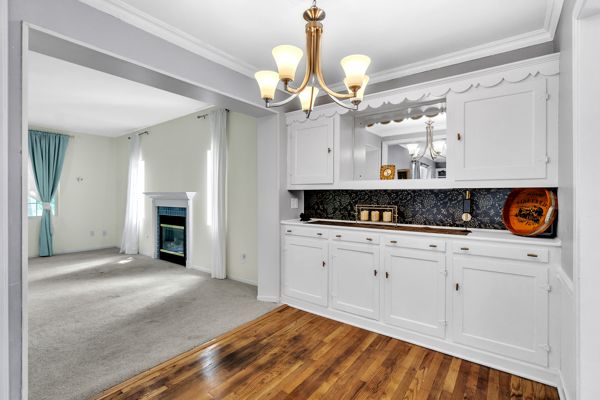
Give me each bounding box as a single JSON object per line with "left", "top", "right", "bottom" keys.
{"left": 353, "top": 99, "right": 447, "bottom": 181}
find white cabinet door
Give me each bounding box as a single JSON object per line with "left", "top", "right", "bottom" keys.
{"left": 383, "top": 247, "right": 446, "bottom": 338}
{"left": 330, "top": 242, "right": 380, "bottom": 320}
{"left": 449, "top": 79, "right": 548, "bottom": 181}
{"left": 453, "top": 256, "right": 549, "bottom": 366}
{"left": 289, "top": 117, "right": 334, "bottom": 185}
{"left": 283, "top": 236, "right": 328, "bottom": 306}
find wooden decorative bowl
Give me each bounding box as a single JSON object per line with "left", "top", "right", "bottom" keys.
{"left": 502, "top": 188, "right": 557, "bottom": 236}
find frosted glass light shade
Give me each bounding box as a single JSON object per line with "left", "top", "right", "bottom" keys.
{"left": 254, "top": 70, "right": 279, "bottom": 100}
{"left": 406, "top": 143, "right": 420, "bottom": 157}
{"left": 345, "top": 75, "right": 369, "bottom": 101}
{"left": 299, "top": 86, "right": 319, "bottom": 111}
{"left": 272, "top": 45, "right": 303, "bottom": 82}
{"left": 433, "top": 140, "right": 447, "bottom": 156}
{"left": 340, "top": 54, "right": 371, "bottom": 90}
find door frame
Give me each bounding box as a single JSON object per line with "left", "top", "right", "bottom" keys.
{"left": 572, "top": 0, "right": 600, "bottom": 398}
{"left": 0, "top": 0, "right": 9, "bottom": 398}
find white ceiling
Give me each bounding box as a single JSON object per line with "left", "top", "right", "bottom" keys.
{"left": 80, "top": 0, "right": 563, "bottom": 88}
{"left": 28, "top": 51, "right": 210, "bottom": 137}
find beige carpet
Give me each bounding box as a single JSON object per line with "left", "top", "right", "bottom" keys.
{"left": 28, "top": 248, "right": 278, "bottom": 400}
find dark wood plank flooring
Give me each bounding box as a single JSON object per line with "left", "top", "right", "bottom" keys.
{"left": 94, "top": 306, "right": 559, "bottom": 400}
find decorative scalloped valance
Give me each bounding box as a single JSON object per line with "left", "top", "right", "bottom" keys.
{"left": 286, "top": 53, "right": 559, "bottom": 125}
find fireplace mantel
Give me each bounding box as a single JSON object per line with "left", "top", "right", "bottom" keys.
{"left": 144, "top": 192, "right": 196, "bottom": 267}
{"left": 144, "top": 192, "right": 196, "bottom": 201}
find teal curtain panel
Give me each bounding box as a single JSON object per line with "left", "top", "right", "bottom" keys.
{"left": 28, "top": 130, "right": 70, "bottom": 257}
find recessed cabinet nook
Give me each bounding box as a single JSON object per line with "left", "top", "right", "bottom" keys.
{"left": 281, "top": 55, "right": 564, "bottom": 386}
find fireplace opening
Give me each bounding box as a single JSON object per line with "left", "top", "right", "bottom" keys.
{"left": 158, "top": 213, "right": 186, "bottom": 266}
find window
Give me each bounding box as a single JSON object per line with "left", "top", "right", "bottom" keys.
{"left": 27, "top": 160, "right": 57, "bottom": 217}
{"left": 27, "top": 196, "right": 56, "bottom": 217}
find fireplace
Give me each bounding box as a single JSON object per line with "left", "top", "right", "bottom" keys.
{"left": 144, "top": 192, "right": 196, "bottom": 268}
{"left": 158, "top": 211, "right": 186, "bottom": 266}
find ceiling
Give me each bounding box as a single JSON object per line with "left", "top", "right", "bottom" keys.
{"left": 28, "top": 51, "right": 210, "bottom": 137}
{"left": 80, "top": 0, "right": 563, "bottom": 89}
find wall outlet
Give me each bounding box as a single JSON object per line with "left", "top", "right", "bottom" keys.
{"left": 290, "top": 197, "right": 299, "bottom": 209}
{"left": 89, "top": 230, "right": 95, "bottom": 237}
{"left": 241, "top": 253, "right": 246, "bottom": 263}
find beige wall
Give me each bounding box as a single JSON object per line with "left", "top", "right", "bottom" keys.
{"left": 29, "top": 111, "right": 259, "bottom": 285}
{"left": 28, "top": 131, "right": 119, "bottom": 257}
{"left": 115, "top": 111, "right": 259, "bottom": 284}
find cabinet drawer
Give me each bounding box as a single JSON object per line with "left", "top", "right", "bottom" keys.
{"left": 383, "top": 235, "right": 446, "bottom": 252}
{"left": 453, "top": 242, "right": 549, "bottom": 263}
{"left": 283, "top": 226, "right": 329, "bottom": 239}
{"left": 331, "top": 230, "right": 379, "bottom": 245}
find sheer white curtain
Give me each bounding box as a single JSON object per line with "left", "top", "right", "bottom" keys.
{"left": 120, "top": 134, "right": 141, "bottom": 254}
{"left": 209, "top": 109, "right": 228, "bottom": 279}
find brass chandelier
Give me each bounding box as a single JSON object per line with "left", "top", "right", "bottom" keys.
{"left": 254, "top": 0, "right": 371, "bottom": 117}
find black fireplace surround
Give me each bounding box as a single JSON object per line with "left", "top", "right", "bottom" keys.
{"left": 158, "top": 214, "right": 186, "bottom": 266}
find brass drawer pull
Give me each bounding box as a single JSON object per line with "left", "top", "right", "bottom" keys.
{"left": 316, "top": 232, "right": 323, "bottom": 236}
{"left": 390, "top": 240, "right": 398, "bottom": 244}
{"left": 366, "top": 238, "right": 373, "bottom": 241}
{"left": 373, "top": 269, "right": 378, "bottom": 276}
{"left": 286, "top": 230, "right": 292, "bottom": 233}
{"left": 429, "top": 244, "right": 438, "bottom": 248}
{"left": 460, "top": 247, "right": 469, "bottom": 251}
{"left": 527, "top": 253, "right": 538, "bottom": 258}
{"left": 335, "top": 234, "right": 342, "bottom": 238}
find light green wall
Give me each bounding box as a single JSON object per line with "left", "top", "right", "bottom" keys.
{"left": 115, "top": 111, "right": 258, "bottom": 284}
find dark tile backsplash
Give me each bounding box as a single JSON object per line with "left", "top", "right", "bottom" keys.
{"left": 303, "top": 189, "right": 513, "bottom": 230}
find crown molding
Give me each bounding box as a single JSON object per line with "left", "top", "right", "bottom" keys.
{"left": 78, "top": 0, "right": 563, "bottom": 89}
{"left": 286, "top": 53, "right": 560, "bottom": 125}
{"left": 77, "top": 0, "right": 257, "bottom": 78}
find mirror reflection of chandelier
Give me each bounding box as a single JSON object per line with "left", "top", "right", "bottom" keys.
{"left": 254, "top": 0, "right": 371, "bottom": 117}
{"left": 407, "top": 120, "right": 446, "bottom": 161}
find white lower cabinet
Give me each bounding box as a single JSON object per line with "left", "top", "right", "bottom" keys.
{"left": 453, "top": 256, "right": 550, "bottom": 366}
{"left": 330, "top": 242, "right": 380, "bottom": 320}
{"left": 281, "top": 223, "right": 559, "bottom": 378}
{"left": 283, "top": 236, "right": 328, "bottom": 307}
{"left": 383, "top": 246, "right": 447, "bottom": 338}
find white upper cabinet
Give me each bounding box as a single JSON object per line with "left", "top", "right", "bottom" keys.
{"left": 383, "top": 246, "right": 447, "bottom": 338}
{"left": 330, "top": 241, "right": 380, "bottom": 320}
{"left": 448, "top": 79, "right": 549, "bottom": 182}
{"left": 288, "top": 116, "right": 335, "bottom": 185}
{"left": 453, "top": 255, "right": 550, "bottom": 366}
{"left": 283, "top": 235, "right": 328, "bottom": 307}
{"left": 285, "top": 55, "right": 559, "bottom": 189}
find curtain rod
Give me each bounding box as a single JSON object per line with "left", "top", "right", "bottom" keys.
{"left": 197, "top": 108, "right": 230, "bottom": 119}
{"left": 127, "top": 130, "right": 149, "bottom": 140}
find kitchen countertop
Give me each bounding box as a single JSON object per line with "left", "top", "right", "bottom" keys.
{"left": 281, "top": 219, "right": 562, "bottom": 247}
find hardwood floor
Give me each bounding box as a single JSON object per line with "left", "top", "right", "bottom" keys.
{"left": 94, "top": 306, "right": 559, "bottom": 400}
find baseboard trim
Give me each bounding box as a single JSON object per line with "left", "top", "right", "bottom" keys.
{"left": 228, "top": 276, "right": 258, "bottom": 286}
{"left": 557, "top": 372, "right": 572, "bottom": 400}
{"left": 28, "top": 246, "right": 119, "bottom": 258}
{"left": 188, "top": 265, "right": 210, "bottom": 274}
{"left": 257, "top": 295, "right": 280, "bottom": 303}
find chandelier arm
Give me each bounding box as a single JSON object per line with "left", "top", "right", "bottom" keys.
{"left": 326, "top": 92, "right": 358, "bottom": 110}
{"left": 266, "top": 92, "right": 299, "bottom": 108}
{"left": 314, "top": 29, "right": 355, "bottom": 100}
{"left": 285, "top": 28, "right": 315, "bottom": 95}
